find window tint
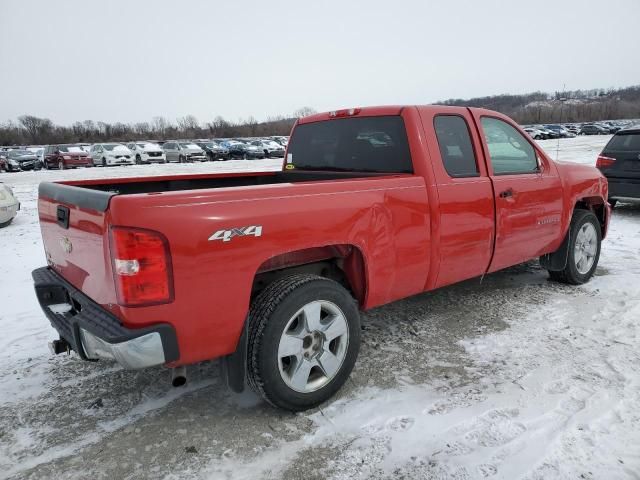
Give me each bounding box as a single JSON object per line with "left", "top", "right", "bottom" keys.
{"left": 434, "top": 115, "right": 479, "bottom": 177}
{"left": 604, "top": 132, "right": 640, "bottom": 152}
{"left": 287, "top": 116, "right": 413, "bottom": 173}
{"left": 481, "top": 117, "right": 538, "bottom": 174}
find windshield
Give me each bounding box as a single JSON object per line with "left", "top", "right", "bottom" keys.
{"left": 138, "top": 143, "right": 159, "bottom": 149}
{"left": 179, "top": 143, "right": 199, "bottom": 149}
{"left": 8, "top": 150, "right": 32, "bottom": 157}
{"left": 287, "top": 116, "right": 413, "bottom": 173}
{"left": 103, "top": 144, "right": 126, "bottom": 151}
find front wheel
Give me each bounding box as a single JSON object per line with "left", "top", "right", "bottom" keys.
{"left": 247, "top": 274, "right": 361, "bottom": 411}
{"left": 548, "top": 209, "right": 601, "bottom": 285}
{"left": 58, "top": 160, "right": 65, "bottom": 170}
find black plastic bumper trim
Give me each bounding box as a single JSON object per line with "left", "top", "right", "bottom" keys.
{"left": 32, "top": 266, "right": 179, "bottom": 364}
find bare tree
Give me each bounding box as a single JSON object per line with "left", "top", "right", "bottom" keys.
{"left": 18, "top": 115, "right": 53, "bottom": 143}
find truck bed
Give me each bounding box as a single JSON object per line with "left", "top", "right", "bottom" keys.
{"left": 42, "top": 170, "right": 392, "bottom": 208}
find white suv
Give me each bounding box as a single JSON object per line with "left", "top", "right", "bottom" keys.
{"left": 90, "top": 143, "right": 135, "bottom": 167}
{"left": 127, "top": 142, "right": 167, "bottom": 164}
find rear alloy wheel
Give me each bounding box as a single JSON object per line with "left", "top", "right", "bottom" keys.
{"left": 548, "top": 209, "right": 601, "bottom": 285}
{"left": 247, "top": 274, "right": 360, "bottom": 411}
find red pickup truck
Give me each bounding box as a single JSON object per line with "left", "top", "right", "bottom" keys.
{"left": 33, "top": 106, "right": 610, "bottom": 411}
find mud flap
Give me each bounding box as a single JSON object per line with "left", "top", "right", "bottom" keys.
{"left": 539, "top": 229, "right": 571, "bottom": 271}
{"left": 220, "top": 322, "right": 247, "bottom": 393}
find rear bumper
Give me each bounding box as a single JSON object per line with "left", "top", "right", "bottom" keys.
{"left": 32, "top": 267, "right": 179, "bottom": 369}
{"left": 607, "top": 177, "right": 640, "bottom": 200}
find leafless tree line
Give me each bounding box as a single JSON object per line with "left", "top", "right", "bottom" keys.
{"left": 441, "top": 85, "right": 640, "bottom": 125}
{"left": 0, "top": 107, "right": 317, "bottom": 146}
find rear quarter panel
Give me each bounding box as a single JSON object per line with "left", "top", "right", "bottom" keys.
{"left": 109, "top": 176, "right": 431, "bottom": 365}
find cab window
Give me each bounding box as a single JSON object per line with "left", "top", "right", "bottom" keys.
{"left": 434, "top": 115, "right": 479, "bottom": 177}
{"left": 481, "top": 117, "right": 538, "bottom": 175}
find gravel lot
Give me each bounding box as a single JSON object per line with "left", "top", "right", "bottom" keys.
{"left": 1, "top": 136, "right": 639, "bottom": 479}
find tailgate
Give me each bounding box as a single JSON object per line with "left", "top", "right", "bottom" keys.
{"left": 38, "top": 182, "right": 117, "bottom": 306}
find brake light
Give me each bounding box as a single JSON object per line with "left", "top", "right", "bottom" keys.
{"left": 109, "top": 227, "right": 174, "bottom": 306}
{"left": 596, "top": 155, "right": 616, "bottom": 168}
{"left": 329, "top": 108, "right": 361, "bottom": 118}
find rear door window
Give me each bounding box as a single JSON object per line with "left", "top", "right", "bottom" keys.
{"left": 287, "top": 115, "right": 413, "bottom": 173}
{"left": 434, "top": 115, "right": 479, "bottom": 177}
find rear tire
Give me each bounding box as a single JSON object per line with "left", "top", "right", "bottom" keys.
{"left": 548, "top": 209, "right": 601, "bottom": 285}
{"left": 247, "top": 274, "right": 361, "bottom": 412}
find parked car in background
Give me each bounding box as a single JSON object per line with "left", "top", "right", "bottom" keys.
{"left": 26, "top": 147, "right": 45, "bottom": 169}
{"left": 580, "top": 124, "right": 608, "bottom": 135}
{"left": 127, "top": 142, "right": 167, "bottom": 164}
{"left": 535, "top": 125, "right": 560, "bottom": 139}
{"left": 1, "top": 149, "right": 41, "bottom": 171}
{"left": 227, "top": 142, "right": 265, "bottom": 159}
{"left": 89, "top": 143, "right": 134, "bottom": 167}
{"left": 251, "top": 140, "right": 285, "bottom": 157}
{"left": 596, "top": 125, "right": 640, "bottom": 207}
{"left": 0, "top": 182, "right": 19, "bottom": 227}
{"left": 545, "top": 125, "right": 574, "bottom": 138}
{"left": 44, "top": 144, "right": 94, "bottom": 170}
{"left": 600, "top": 122, "right": 621, "bottom": 134}
{"left": 162, "top": 141, "right": 207, "bottom": 163}
{"left": 195, "top": 141, "right": 230, "bottom": 161}
{"left": 523, "top": 127, "right": 545, "bottom": 140}
{"left": 272, "top": 136, "right": 289, "bottom": 147}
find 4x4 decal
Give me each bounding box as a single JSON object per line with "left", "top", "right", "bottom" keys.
{"left": 208, "top": 225, "right": 263, "bottom": 242}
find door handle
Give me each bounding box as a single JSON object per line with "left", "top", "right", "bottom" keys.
{"left": 499, "top": 188, "right": 514, "bottom": 198}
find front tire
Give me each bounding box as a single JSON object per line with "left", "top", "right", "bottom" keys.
{"left": 548, "top": 209, "right": 601, "bottom": 285}
{"left": 58, "top": 160, "right": 65, "bottom": 170}
{"left": 247, "top": 274, "right": 361, "bottom": 412}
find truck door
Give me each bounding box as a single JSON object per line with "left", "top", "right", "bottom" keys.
{"left": 418, "top": 107, "right": 495, "bottom": 288}
{"left": 471, "top": 112, "right": 564, "bottom": 272}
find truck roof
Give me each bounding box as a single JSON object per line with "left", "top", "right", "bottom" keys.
{"left": 298, "top": 105, "right": 474, "bottom": 124}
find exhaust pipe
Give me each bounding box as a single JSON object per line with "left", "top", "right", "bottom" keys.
{"left": 171, "top": 366, "right": 187, "bottom": 387}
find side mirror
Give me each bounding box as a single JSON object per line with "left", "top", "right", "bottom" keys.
{"left": 54, "top": 150, "right": 60, "bottom": 155}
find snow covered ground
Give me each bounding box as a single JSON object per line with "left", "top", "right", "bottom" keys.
{"left": 1, "top": 136, "right": 639, "bottom": 479}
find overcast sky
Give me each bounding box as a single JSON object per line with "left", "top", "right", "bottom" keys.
{"left": 1, "top": 0, "right": 639, "bottom": 125}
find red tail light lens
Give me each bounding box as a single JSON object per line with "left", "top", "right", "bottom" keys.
{"left": 596, "top": 155, "right": 616, "bottom": 168}
{"left": 109, "top": 227, "right": 174, "bottom": 307}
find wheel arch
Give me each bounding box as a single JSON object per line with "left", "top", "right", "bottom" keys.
{"left": 574, "top": 196, "right": 608, "bottom": 237}
{"left": 251, "top": 244, "right": 369, "bottom": 307}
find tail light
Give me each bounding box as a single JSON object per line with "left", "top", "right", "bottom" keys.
{"left": 109, "top": 227, "right": 174, "bottom": 307}
{"left": 596, "top": 155, "right": 616, "bottom": 168}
